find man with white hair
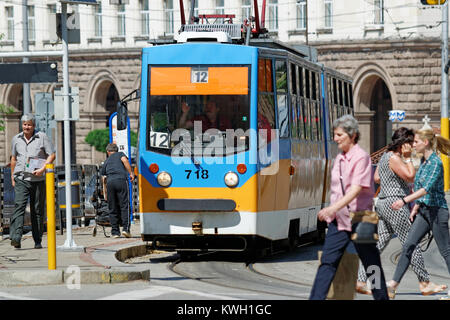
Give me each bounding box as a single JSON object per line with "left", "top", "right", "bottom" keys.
{"left": 10, "top": 113, "right": 55, "bottom": 249}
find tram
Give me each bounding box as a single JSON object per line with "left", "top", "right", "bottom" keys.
{"left": 122, "top": 1, "right": 354, "bottom": 253}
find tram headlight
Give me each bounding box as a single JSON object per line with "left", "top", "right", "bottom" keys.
{"left": 224, "top": 172, "right": 239, "bottom": 188}
{"left": 157, "top": 171, "right": 172, "bottom": 187}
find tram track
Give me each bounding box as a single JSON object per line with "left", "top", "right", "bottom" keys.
{"left": 166, "top": 243, "right": 316, "bottom": 299}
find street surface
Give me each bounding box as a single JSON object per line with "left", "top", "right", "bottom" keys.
{"left": 0, "top": 233, "right": 448, "bottom": 301}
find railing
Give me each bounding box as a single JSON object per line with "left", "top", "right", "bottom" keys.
{"left": 0, "top": 164, "right": 139, "bottom": 237}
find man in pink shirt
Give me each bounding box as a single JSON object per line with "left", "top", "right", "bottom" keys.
{"left": 309, "top": 115, "right": 389, "bottom": 300}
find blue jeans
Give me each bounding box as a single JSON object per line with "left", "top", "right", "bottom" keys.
{"left": 393, "top": 205, "right": 450, "bottom": 283}
{"left": 310, "top": 220, "right": 389, "bottom": 300}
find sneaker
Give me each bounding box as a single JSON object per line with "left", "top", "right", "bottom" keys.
{"left": 34, "top": 243, "right": 42, "bottom": 249}
{"left": 11, "top": 240, "right": 21, "bottom": 249}
{"left": 121, "top": 231, "right": 131, "bottom": 238}
{"left": 112, "top": 234, "right": 120, "bottom": 239}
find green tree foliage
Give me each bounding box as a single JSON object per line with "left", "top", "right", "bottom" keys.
{"left": 0, "top": 104, "right": 16, "bottom": 131}
{"left": 84, "top": 128, "right": 137, "bottom": 153}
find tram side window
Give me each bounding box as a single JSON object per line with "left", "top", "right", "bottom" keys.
{"left": 258, "top": 58, "right": 273, "bottom": 92}
{"left": 276, "top": 60, "right": 287, "bottom": 93}
{"left": 312, "top": 72, "right": 322, "bottom": 141}
{"left": 349, "top": 83, "right": 354, "bottom": 109}
{"left": 305, "top": 70, "right": 310, "bottom": 99}
{"left": 317, "top": 101, "right": 323, "bottom": 141}
{"left": 311, "top": 72, "right": 317, "bottom": 101}
{"left": 290, "top": 64, "right": 298, "bottom": 138}
{"left": 344, "top": 82, "right": 349, "bottom": 107}
{"left": 305, "top": 100, "right": 312, "bottom": 141}
{"left": 290, "top": 63, "right": 297, "bottom": 95}
{"left": 275, "top": 60, "right": 289, "bottom": 138}
{"left": 258, "top": 58, "right": 276, "bottom": 145}
{"left": 298, "top": 96, "right": 305, "bottom": 139}
{"left": 258, "top": 94, "right": 276, "bottom": 146}
{"left": 311, "top": 100, "right": 318, "bottom": 141}
{"left": 327, "top": 76, "right": 334, "bottom": 139}
{"left": 291, "top": 95, "right": 298, "bottom": 138}
{"left": 299, "top": 67, "right": 304, "bottom": 97}
{"left": 338, "top": 80, "right": 343, "bottom": 109}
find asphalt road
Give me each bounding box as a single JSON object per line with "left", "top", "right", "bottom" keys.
{"left": 0, "top": 234, "right": 447, "bottom": 301}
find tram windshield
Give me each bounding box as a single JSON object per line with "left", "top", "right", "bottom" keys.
{"left": 147, "top": 66, "right": 250, "bottom": 156}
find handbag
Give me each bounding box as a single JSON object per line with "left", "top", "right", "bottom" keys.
{"left": 338, "top": 160, "right": 379, "bottom": 244}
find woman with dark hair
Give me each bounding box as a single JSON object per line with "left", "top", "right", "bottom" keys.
{"left": 387, "top": 127, "right": 450, "bottom": 298}
{"left": 356, "top": 127, "right": 447, "bottom": 297}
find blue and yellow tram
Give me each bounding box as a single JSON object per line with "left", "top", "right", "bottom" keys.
{"left": 136, "top": 34, "right": 353, "bottom": 252}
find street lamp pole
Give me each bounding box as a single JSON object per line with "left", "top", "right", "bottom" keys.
{"left": 22, "top": 0, "right": 31, "bottom": 115}
{"left": 58, "top": 2, "right": 83, "bottom": 251}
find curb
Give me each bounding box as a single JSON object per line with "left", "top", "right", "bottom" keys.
{"left": 0, "top": 244, "right": 151, "bottom": 287}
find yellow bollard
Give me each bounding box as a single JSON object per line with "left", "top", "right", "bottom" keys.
{"left": 46, "top": 163, "right": 56, "bottom": 270}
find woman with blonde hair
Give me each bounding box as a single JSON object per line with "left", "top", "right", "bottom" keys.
{"left": 387, "top": 128, "right": 450, "bottom": 298}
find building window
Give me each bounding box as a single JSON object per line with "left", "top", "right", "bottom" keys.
{"left": 268, "top": 0, "right": 278, "bottom": 31}
{"left": 373, "top": 0, "right": 384, "bottom": 25}
{"left": 117, "top": 4, "right": 126, "bottom": 36}
{"left": 241, "top": 0, "right": 251, "bottom": 23}
{"left": 164, "top": 0, "right": 174, "bottom": 35}
{"left": 324, "top": 0, "right": 332, "bottom": 29}
{"left": 140, "top": 0, "right": 150, "bottom": 36}
{"left": 94, "top": 1, "right": 102, "bottom": 37}
{"left": 28, "top": 6, "right": 35, "bottom": 41}
{"left": 47, "top": 4, "right": 57, "bottom": 40}
{"left": 296, "top": 0, "right": 306, "bottom": 30}
{"left": 216, "top": 0, "right": 224, "bottom": 23}
{"left": 6, "top": 6, "right": 14, "bottom": 41}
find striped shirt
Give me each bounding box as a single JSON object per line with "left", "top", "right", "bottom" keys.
{"left": 414, "top": 152, "right": 447, "bottom": 208}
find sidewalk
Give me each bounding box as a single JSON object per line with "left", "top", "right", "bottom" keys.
{"left": 0, "top": 220, "right": 150, "bottom": 287}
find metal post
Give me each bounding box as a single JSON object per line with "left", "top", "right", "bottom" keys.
{"left": 58, "top": 3, "right": 83, "bottom": 251}
{"left": 22, "top": 0, "right": 31, "bottom": 115}
{"left": 441, "top": 1, "right": 450, "bottom": 192}
{"left": 305, "top": 0, "right": 309, "bottom": 45}
{"left": 46, "top": 164, "right": 56, "bottom": 270}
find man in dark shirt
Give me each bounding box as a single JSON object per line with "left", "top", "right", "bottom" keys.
{"left": 100, "top": 143, "right": 135, "bottom": 238}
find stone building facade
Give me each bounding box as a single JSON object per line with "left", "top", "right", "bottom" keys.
{"left": 0, "top": 0, "right": 448, "bottom": 164}
{"left": 315, "top": 38, "right": 443, "bottom": 153}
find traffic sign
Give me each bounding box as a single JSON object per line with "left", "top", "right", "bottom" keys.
{"left": 35, "top": 92, "right": 57, "bottom": 142}
{"left": 54, "top": 87, "right": 79, "bottom": 121}
{"left": 389, "top": 110, "right": 405, "bottom": 122}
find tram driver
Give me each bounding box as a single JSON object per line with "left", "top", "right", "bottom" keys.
{"left": 178, "top": 97, "right": 231, "bottom": 132}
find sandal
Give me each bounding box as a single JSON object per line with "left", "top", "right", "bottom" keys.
{"left": 356, "top": 283, "right": 372, "bottom": 295}
{"left": 421, "top": 283, "right": 448, "bottom": 296}
{"left": 387, "top": 285, "right": 396, "bottom": 299}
